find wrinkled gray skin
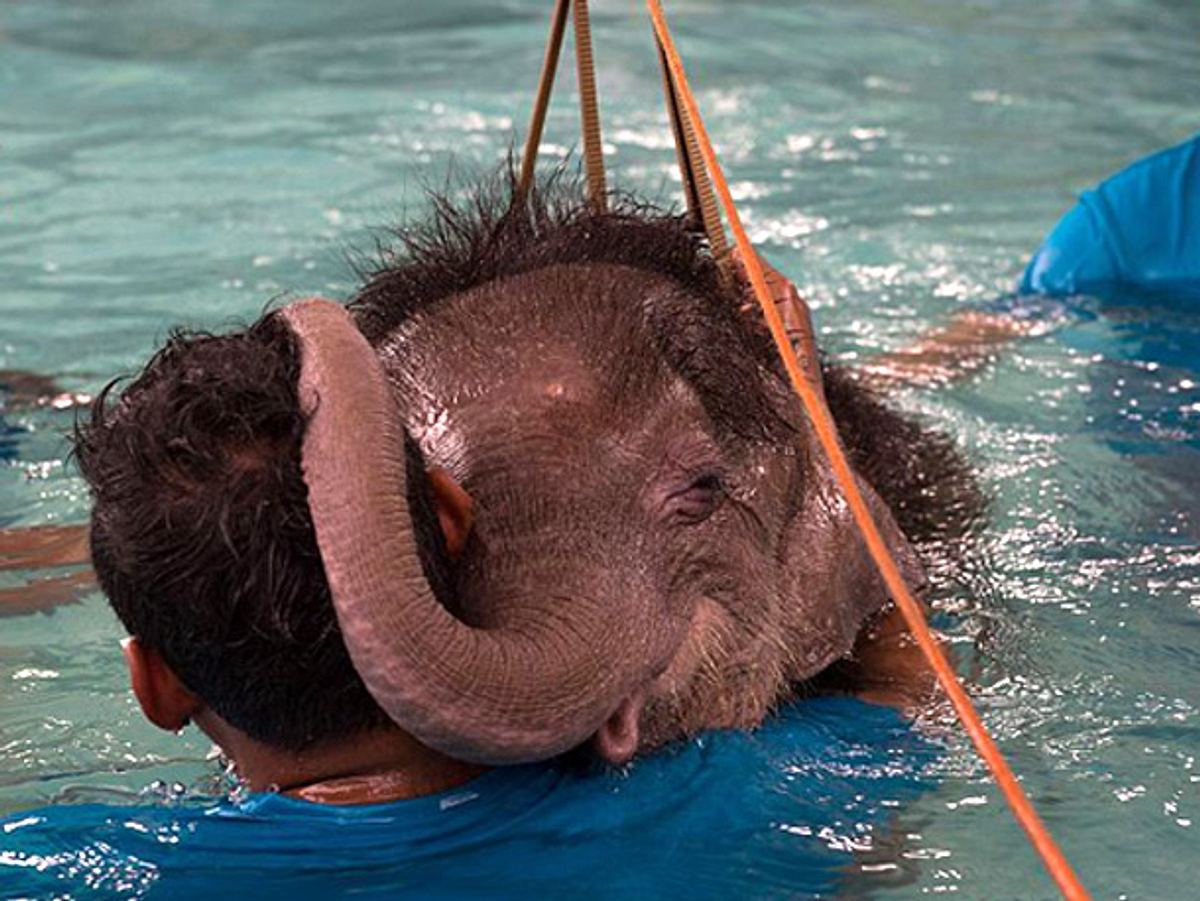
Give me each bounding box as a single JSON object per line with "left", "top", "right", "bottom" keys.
{"left": 284, "top": 262, "right": 922, "bottom": 768}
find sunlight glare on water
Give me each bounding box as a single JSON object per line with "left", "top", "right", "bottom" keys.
{"left": 2, "top": 0, "right": 1199, "bottom": 897}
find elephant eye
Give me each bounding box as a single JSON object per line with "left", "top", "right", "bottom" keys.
{"left": 668, "top": 472, "right": 725, "bottom": 524}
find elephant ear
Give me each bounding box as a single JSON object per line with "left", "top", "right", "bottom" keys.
{"left": 780, "top": 369, "right": 936, "bottom": 680}
{"left": 777, "top": 457, "right": 927, "bottom": 682}
{"left": 820, "top": 363, "right": 985, "bottom": 544}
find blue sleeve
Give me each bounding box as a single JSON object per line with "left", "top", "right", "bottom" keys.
{"left": 1020, "top": 134, "right": 1200, "bottom": 301}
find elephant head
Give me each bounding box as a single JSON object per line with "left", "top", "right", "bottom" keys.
{"left": 282, "top": 180, "right": 961, "bottom": 767}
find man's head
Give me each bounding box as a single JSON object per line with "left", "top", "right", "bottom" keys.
{"left": 73, "top": 315, "right": 407, "bottom": 751}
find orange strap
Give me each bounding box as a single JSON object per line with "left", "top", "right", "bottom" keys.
{"left": 647, "top": 2, "right": 1089, "bottom": 898}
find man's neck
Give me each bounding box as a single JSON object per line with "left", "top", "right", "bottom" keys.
{"left": 196, "top": 713, "right": 486, "bottom": 805}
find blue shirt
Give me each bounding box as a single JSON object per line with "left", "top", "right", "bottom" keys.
{"left": 0, "top": 698, "right": 934, "bottom": 899}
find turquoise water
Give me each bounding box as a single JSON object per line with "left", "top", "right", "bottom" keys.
{"left": 2, "top": 0, "right": 1198, "bottom": 897}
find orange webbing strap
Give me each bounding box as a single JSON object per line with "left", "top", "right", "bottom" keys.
{"left": 647, "top": 2, "right": 1090, "bottom": 898}
{"left": 517, "top": 0, "right": 608, "bottom": 213}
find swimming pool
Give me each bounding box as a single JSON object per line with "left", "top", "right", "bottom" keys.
{"left": 2, "top": 0, "right": 1198, "bottom": 896}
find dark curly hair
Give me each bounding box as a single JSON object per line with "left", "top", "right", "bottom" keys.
{"left": 74, "top": 315, "right": 406, "bottom": 749}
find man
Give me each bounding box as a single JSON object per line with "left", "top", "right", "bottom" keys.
{"left": 0, "top": 305, "right": 931, "bottom": 900}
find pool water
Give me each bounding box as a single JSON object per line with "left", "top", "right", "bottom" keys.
{"left": 2, "top": 0, "right": 1198, "bottom": 897}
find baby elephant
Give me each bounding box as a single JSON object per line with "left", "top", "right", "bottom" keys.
{"left": 67, "top": 176, "right": 979, "bottom": 774}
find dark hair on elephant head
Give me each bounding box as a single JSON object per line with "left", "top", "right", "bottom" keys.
{"left": 352, "top": 166, "right": 981, "bottom": 545}
{"left": 350, "top": 167, "right": 793, "bottom": 447}
{"left": 72, "top": 316, "right": 452, "bottom": 751}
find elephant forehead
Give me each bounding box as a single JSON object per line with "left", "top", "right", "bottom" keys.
{"left": 407, "top": 352, "right": 703, "bottom": 481}
{"left": 379, "top": 264, "right": 695, "bottom": 465}
{"left": 388, "top": 265, "right": 672, "bottom": 372}
{"left": 415, "top": 354, "right": 605, "bottom": 444}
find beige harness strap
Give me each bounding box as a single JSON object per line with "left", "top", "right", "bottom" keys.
{"left": 518, "top": 0, "right": 570, "bottom": 203}
{"left": 572, "top": 0, "right": 608, "bottom": 212}
{"left": 655, "top": 35, "right": 731, "bottom": 275}
{"left": 518, "top": 0, "right": 731, "bottom": 268}
{"left": 517, "top": 0, "right": 608, "bottom": 213}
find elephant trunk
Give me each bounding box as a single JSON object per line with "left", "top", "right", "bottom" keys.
{"left": 281, "top": 299, "right": 679, "bottom": 765}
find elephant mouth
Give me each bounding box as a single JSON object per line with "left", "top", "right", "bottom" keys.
{"left": 592, "top": 599, "right": 729, "bottom": 765}
{"left": 649, "top": 596, "right": 733, "bottom": 698}
{"left": 592, "top": 692, "right": 646, "bottom": 765}
{"left": 634, "top": 595, "right": 775, "bottom": 750}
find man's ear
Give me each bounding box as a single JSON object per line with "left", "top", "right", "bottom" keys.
{"left": 427, "top": 467, "right": 475, "bottom": 560}
{"left": 122, "top": 637, "right": 202, "bottom": 732}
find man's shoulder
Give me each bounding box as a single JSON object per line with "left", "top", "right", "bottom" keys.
{"left": 0, "top": 766, "right": 566, "bottom": 899}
